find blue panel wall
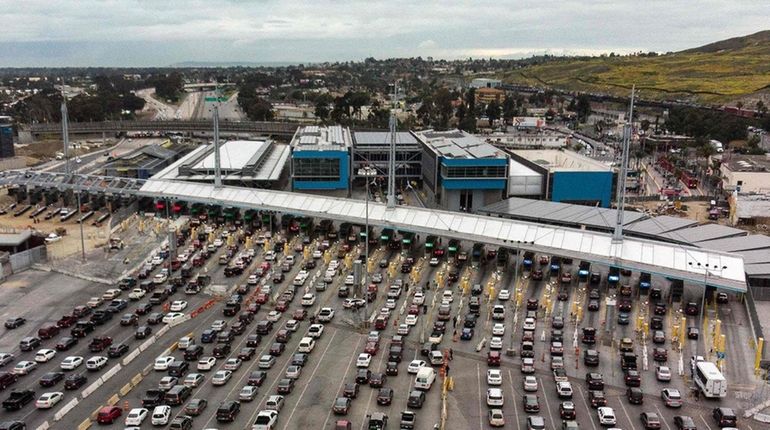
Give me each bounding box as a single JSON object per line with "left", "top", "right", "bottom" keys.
{"left": 441, "top": 157, "right": 508, "bottom": 167}
{"left": 292, "top": 150, "right": 350, "bottom": 190}
{"left": 551, "top": 171, "right": 614, "bottom": 207}
{"left": 442, "top": 178, "right": 506, "bottom": 190}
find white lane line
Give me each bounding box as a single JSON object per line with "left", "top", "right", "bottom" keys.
{"left": 575, "top": 386, "right": 597, "bottom": 430}
{"left": 699, "top": 414, "right": 712, "bottom": 430}
{"left": 538, "top": 376, "right": 557, "bottom": 430}
{"left": 357, "top": 345, "right": 390, "bottom": 430}
{"left": 653, "top": 404, "right": 671, "bottom": 430}
{"left": 507, "top": 369, "right": 521, "bottom": 430}
{"left": 477, "top": 363, "right": 483, "bottom": 430}
{"left": 282, "top": 329, "right": 344, "bottom": 430}
{"left": 616, "top": 397, "right": 637, "bottom": 430}
{"left": 321, "top": 336, "right": 364, "bottom": 430}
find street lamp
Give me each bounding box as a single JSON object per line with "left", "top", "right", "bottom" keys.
{"left": 361, "top": 166, "right": 377, "bottom": 327}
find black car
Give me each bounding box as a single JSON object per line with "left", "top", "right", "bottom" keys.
{"left": 55, "top": 337, "right": 78, "bottom": 351}
{"left": 618, "top": 312, "right": 630, "bottom": 325}
{"left": 343, "top": 382, "right": 359, "bottom": 398}
{"left": 276, "top": 378, "right": 294, "bottom": 394}
{"left": 169, "top": 415, "right": 193, "bottom": 429}
{"left": 90, "top": 310, "right": 112, "bottom": 325}
{"left": 39, "top": 371, "right": 65, "bottom": 387}
{"left": 0, "top": 421, "right": 25, "bottom": 430}
{"left": 369, "top": 373, "right": 386, "bottom": 388}
{"left": 246, "top": 334, "right": 262, "bottom": 348}
{"left": 464, "top": 314, "right": 478, "bottom": 328}
{"left": 106, "top": 299, "right": 128, "bottom": 313}
{"left": 583, "top": 349, "right": 599, "bottom": 366}
{"left": 385, "top": 361, "right": 399, "bottom": 376}
{"left": 213, "top": 343, "right": 231, "bottom": 358}
{"left": 4, "top": 318, "right": 25, "bottom": 329}
{"left": 107, "top": 343, "right": 129, "bottom": 358}
{"left": 201, "top": 329, "right": 216, "bottom": 343}
{"left": 377, "top": 387, "right": 394, "bottom": 405}
{"left": 247, "top": 370, "right": 266, "bottom": 386}
{"left": 650, "top": 316, "right": 664, "bottom": 330}
{"left": 238, "top": 347, "right": 256, "bottom": 361}
{"left": 64, "top": 373, "right": 87, "bottom": 390}
{"left": 134, "top": 303, "right": 153, "bottom": 315}
{"left": 355, "top": 369, "right": 371, "bottom": 384}
{"left": 586, "top": 373, "right": 604, "bottom": 390}
{"left": 135, "top": 325, "right": 152, "bottom": 339}
{"left": 291, "top": 353, "right": 307, "bottom": 367}
{"left": 147, "top": 313, "right": 164, "bottom": 325}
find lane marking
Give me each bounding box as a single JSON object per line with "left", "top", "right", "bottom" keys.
{"left": 320, "top": 336, "right": 364, "bottom": 430}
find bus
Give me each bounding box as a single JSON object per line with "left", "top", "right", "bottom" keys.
{"left": 425, "top": 235, "right": 437, "bottom": 254}
{"left": 447, "top": 239, "right": 460, "bottom": 259}
{"left": 694, "top": 361, "right": 727, "bottom": 398}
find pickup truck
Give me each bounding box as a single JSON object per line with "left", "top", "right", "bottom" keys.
{"left": 141, "top": 389, "right": 165, "bottom": 407}
{"left": 3, "top": 389, "right": 35, "bottom": 410}
{"left": 89, "top": 336, "right": 113, "bottom": 352}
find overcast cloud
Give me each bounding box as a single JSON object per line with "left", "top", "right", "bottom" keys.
{"left": 0, "top": 0, "right": 768, "bottom": 66}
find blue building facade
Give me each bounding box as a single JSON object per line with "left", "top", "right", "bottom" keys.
{"left": 290, "top": 125, "right": 352, "bottom": 192}
{"left": 0, "top": 116, "right": 14, "bottom": 159}
{"left": 550, "top": 171, "right": 614, "bottom": 207}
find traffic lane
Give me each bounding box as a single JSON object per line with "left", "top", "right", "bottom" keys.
{"left": 446, "top": 358, "right": 482, "bottom": 430}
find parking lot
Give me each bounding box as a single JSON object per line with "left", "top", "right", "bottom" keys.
{"left": 0, "top": 212, "right": 759, "bottom": 430}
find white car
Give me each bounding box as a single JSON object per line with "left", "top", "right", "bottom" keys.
{"left": 265, "top": 395, "right": 284, "bottom": 411}
{"left": 407, "top": 360, "right": 426, "bottom": 374}
{"left": 489, "top": 337, "right": 503, "bottom": 350}
{"left": 551, "top": 356, "right": 564, "bottom": 369}
{"left": 151, "top": 256, "right": 163, "bottom": 266}
{"left": 224, "top": 358, "right": 242, "bottom": 371}
{"left": 266, "top": 310, "right": 282, "bottom": 322}
{"left": 523, "top": 375, "right": 538, "bottom": 392}
{"left": 397, "top": 324, "right": 410, "bottom": 335}
{"left": 523, "top": 317, "right": 536, "bottom": 331}
{"left": 211, "top": 320, "right": 228, "bottom": 331}
{"left": 487, "top": 369, "right": 502, "bottom": 385}
{"left": 154, "top": 356, "right": 175, "bottom": 371}
{"left": 498, "top": 289, "right": 510, "bottom": 300}
{"left": 301, "top": 294, "right": 316, "bottom": 307}
{"left": 162, "top": 312, "right": 185, "bottom": 324}
{"left": 487, "top": 388, "right": 504, "bottom": 406}
{"left": 247, "top": 274, "right": 259, "bottom": 285}
{"left": 169, "top": 300, "right": 188, "bottom": 311}
{"left": 557, "top": 381, "right": 573, "bottom": 398}
{"left": 405, "top": 314, "right": 418, "bottom": 326}
{"left": 212, "top": 370, "right": 233, "bottom": 385}
{"left": 285, "top": 319, "right": 299, "bottom": 332}
{"left": 86, "top": 297, "right": 104, "bottom": 307}
{"left": 429, "top": 332, "right": 443, "bottom": 344}
{"left": 35, "top": 392, "right": 64, "bottom": 409}
{"left": 85, "top": 356, "right": 107, "bottom": 371}
{"left": 264, "top": 251, "right": 276, "bottom": 261}
{"left": 44, "top": 233, "right": 62, "bottom": 244}
{"left": 60, "top": 356, "right": 84, "bottom": 370}
{"left": 102, "top": 289, "right": 121, "bottom": 300}
{"left": 317, "top": 308, "right": 334, "bottom": 322}
{"left": 153, "top": 273, "right": 168, "bottom": 285}
{"left": 379, "top": 307, "right": 391, "bottom": 318}
{"left": 34, "top": 349, "right": 56, "bottom": 363}
{"left": 0, "top": 353, "right": 13, "bottom": 367}
{"left": 151, "top": 405, "right": 171, "bottom": 425}
{"left": 128, "top": 289, "right": 146, "bottom": 300}
{"left": 412, "top": 292, "right": 425, "bottom": 305}
{"left": 656, "top": 365, "right": 672, "bottom": 382}
{"left": 312, "top": 250, "right": 323, "bottom": 259}
{"left": 253, "top": 410, "right": 279, "bottom": 430}
{"left": 307, "top": 324, "right": 324, "bottom": 338}
{"left": 124, "top": 408, "right": 148, "bottom": 426}
{"left": 442, "top": 291, "right": 454, "bottom": 303}
{"left": 489, "top": 408, "right": 505, "bottom": 427}
{"left": 183, "top": 373, "right": 204, "bottom": 387}
{"left": 213, "top": 239, "right": 224, "bottom": 247}
{"left": 492, "top": 323, "right": 505, "bottom": 336}
{"left": 197, "top": 357, "right": 217, "bottom": 371}
{"left": 598, "top": 407, "right": 616, "bottom": 426}
{"left": 385, "top": 299, "right": 397, "bottom": 309}
{"left": 356, "top": 353, "right": 372, "bottom": 368}
{"left": 12, "top": 361, "right": 36, "bottom": 375}
{"left": 178, "top": 336, "right": 194, "bottom": 350}
{"left": 344, "top": 275, "right": 355, "bottom": 286}
{"left": 429, "top": 257, "right": 439, "bottom": 266}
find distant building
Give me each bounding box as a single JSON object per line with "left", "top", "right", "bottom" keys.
{"left": 351, "top": 131, "right": 422, "bottom": 184}
{"left": 0, "top": 116, "right": 14, "bottom": 159}
{"left": 290, "top": 125, "right": 352, "bottom": 192}
{"left": 415, "top": 129, "right": 509, "bottom": 212}
{"left": 152, "top": 139, "right": 289, "bottom": 189}
{"left": 102, "top": 143, "right": 188, "bottom": 179}
{"left": 475, "top": 87, "right": 505, "bottom": 105}
{"left": 485, "top": 129, "right": 569, "bottom": 149}
{"left": 509, "top": 149, "right": 615, "bottom": 207}
{"left": 720, "top": 154, "right": 770, "bottom": 194}
{"left": 469, "top": 78, "right": 502, "bottom": 89}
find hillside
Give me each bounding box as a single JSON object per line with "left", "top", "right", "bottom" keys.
{"left": 501, "top": 30, "right": 770, "bottom": 104}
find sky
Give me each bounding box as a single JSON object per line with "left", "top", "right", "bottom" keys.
{"left": 0, "top": 0, "right": 768, "bottom": 67}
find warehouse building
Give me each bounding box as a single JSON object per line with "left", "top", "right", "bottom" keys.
{"left": 720, "top": 154, "right": 770, "bottom": 194}
{"left": 416, "top": 129, "right": 509, "bottom": 212}
{"left": 509, "top": 149, "right": 615, "bottom": 207}
{"left": 103, "top": 143, "right": 188, "bottom": 179}
{"left": 290, "top": 125, "right": 352, "bottom": 193}
{"left": 152, "top": 139, "right": 289, "bottom": 189}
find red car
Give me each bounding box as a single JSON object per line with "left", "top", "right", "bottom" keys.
{"left": 364, "top": 342, "right": 379, "bottom": 355}
{"left": 97, "top": 406, "right": 122, "bottom": 424}
{"left": 56, "top": 315, "right": 78, "bottom": 328}
{"left": 293, "top": 309, "right": 307, "bottom": 321}
{"left": 275, "top": 300, "right": 288, "bottom": 312}
{"left": 531, "top": 270, "right": 544, "bottom": 280}
{"left": 408, "top": 305, "right": 420, "bottom": 315}
{"left": 255, "top": 293, "right": 268, "bottom": 304}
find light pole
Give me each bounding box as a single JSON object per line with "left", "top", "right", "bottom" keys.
{"left": 361, "top": 166, "right": 377, "bottom": 328}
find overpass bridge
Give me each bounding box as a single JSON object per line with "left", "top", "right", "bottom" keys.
{"left": 0, "top": 169, "right": 747, "bottom": 292}
{"left": 28, "top": 120, "right": 299, "bottom": 137}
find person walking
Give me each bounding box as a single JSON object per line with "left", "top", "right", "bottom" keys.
{"left": 449, "top": 348, "right": 453, "bottom": 361}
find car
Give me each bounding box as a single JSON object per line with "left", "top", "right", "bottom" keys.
{"left": 716, "top": 292, "right": 729, "bottom": 304}
{"left": 492, "top": 323, "right": 505, "bottom": 336}
{"left": 125, "top": 407, "right": 149, "bottom": 426}
{"left": 598, "top": 407, "right": 617, "bottom": 426}
{"left": 162, "top": 312, "right": 185, "bottom": 324}
{"left": 586, "top": 372, "right": 604, "bottom": 390}
{"left": 0, "top": 353, "right": 14, "bottom": 367}
{"left": 239, "top": 385, "right": 258, "bottom": 402}
{"left": 662, "top": 388, "right": 683, "bottom": 407}
{"left": 490, "top": 337, "right": 503, "bottom": 349}
{"left": 355, "top": 369, "right": 371, "bottom": 384}
{"left": 151, "top": 405, "right": 171, "bottom": 425}
{"left": 318, "top": 308, "right": 335, "bottom": 322}
{"left": 157, "top": 376, "right": 178, "bottom": 390}
{"left": 277, "top": 377, "right": 295, "bottom": 394}
{"left": 197, "top": 356, "right": 217, "bottom": 371}
{"left": 557, "top": 381, "right": 573, "bottom": 398}
{"left": 589, "top": 390, "right": 607, "bottom": 408}
{"left": 527, "top": 416, "right": 546, "bottom": 430}
{"left": 97, "top": 406, "right": 122, "bottom": 424}
{"left": 560, "top": 401, "right": 577, "bottom": 420}
{"left": 523, "top": 375, "right": 538, "bottom": 391}
{"left": 687, "top": 327, "right": 700, "bottom": 340}
{"left": 183, "top": 373, "right": 204, "bottom": 388}
{"left": 301, "top": 293, "right": 316, "bottom": 306}
{"left": 212, "top": 370, "right": 233, "bottom": 386}
{"left": 552, "top": 316, "right": 564, "bottom": 329}
{"left": 523, "top": 317, "right": 536, "bottom": 331}
{"left": 184, "top": 398, "right": 207, "bottom": 416}
{"left": 523, "top": 394, "right": 539, "bottom": 412}
{"left": 333, "top": 396, "right": 351, "bottom": 414}
{"left": 460, "top": 327, "right": 474, "bottom": 340}
{"left": 385, "top": 361, "right": 399, "bottom": 376}
{"left": 656, "top": 365, "right": 672, "bottom": 381}
{"left": 487, "top": 369, "right": 502, "bottom": 385}
{"left": 618, "top": 312, "right": 630, "bottom": 325}
{"left": 169, "top": 300, "right": 188, "bottom": 312}
{"left": 551, "top": 356, "right": 564, "bottom": 369}
{"left": 713, "top": 407, "right": 738, "bottom": 427}
{"left": 34, "top": 349, "right": 56, "bottom": 363}
{"left": 154, "top": 356, "right": 175, "bottom": 371}
{"left": 342, "top": 382, "right": 359, "bottom": 399}
{"left": 627, "top": 387, "right": 644, "bottom": 404}
{"left": 551, "top": 341, "right": 564, "bottom": 356}
{"left": 673, "top": 415, "right": 698, "bottom": 430}
{"left": 625, "top": 369, "right": 641, "bottom": 386}
{"left": 641, "top": 412, "right": 662, "bottom": 429}
{"left": 38, "top": 371, "right": 65, "bottom": 387}
{"left": 35, "top": 391, "right": 64, "bottom": 409}
{"left": 64, "top": 373, "right": 87, "bottom": 390}
{"left": 60, "top": 355, "right": 84, "bottom": 370}
{"left": 583, "top": 349, "right": 599, "bottom": 366}
{"left": 13, "top": 361, "right": 37, "bottom": 375}
{"left": 253, "top": 410, "right": 279, "bottom": 429}
{"left": 653, "top": 347, "right": 668, "bottom": 362}
{"left": 224, "top": 358, "right": 242, "bottom": 371}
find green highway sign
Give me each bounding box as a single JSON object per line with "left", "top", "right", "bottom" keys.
{"left": 205, "top": 97, "right": 227, "bottom": 102}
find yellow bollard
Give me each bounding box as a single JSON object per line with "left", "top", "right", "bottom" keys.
{"left": 637, "top": 315, "right": 645, "bottom": 332}
{"left": 643, "top": 322, "right": 649, "bottom": 336}
{"left": 680, "top": 317, "right": 686, "bottom": 345}
{"left": 755, "top": 337, "right": 764, "bottom": 371}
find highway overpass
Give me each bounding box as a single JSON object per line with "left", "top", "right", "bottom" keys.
{"left": 28, "top": 120, "right": 299, "bottom": 137}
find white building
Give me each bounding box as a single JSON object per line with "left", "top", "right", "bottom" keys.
{"left": 720, "top": 154, "right": 770, "bottom": 194}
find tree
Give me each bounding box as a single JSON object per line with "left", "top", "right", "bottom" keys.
{"left": 314, "top": 94, "right": 332, "bottom": 122}
{"left": 241, "top": 97, "right": 274, "bottom": 121}
{"left": 149, "top": 73, "right": 183, "bottom": 102}
{"left": 576, "top": 94, "right": 591, "bottom": 122}
{"left": 757, "top": 100, "right": 767, "bottom": 116}
{"left": 502, "top": 96, "right": 516, "bottom": 123}
{"left": 640, "top": 119, "right": 651, "bottom": 133}
{"left": 486, "top": 100, "right": 500, "bottom": 126}
{"left": 433, "top": 88, "right": 454, "bottom": 130}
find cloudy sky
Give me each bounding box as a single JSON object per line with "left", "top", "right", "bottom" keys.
{"left": 0, "top": 0, "right": 768, "bottom": 67}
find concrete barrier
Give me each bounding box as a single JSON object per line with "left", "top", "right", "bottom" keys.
{"left": 81, "top": 379, "right": 103, "bottom": 398}
{"left": 156, "top": 324, "right": 171, "bottom": 337}
{"left": 35, "top": 421, "right": 50, "bottom": 430}
{"left": 77, "top": 418, "right": 92, "bottom": 430}
{"left": 122, "top": 348, "right": 140, "bottom": 366}
{"left": 107, "top": 394, "right": 120, "bottom": 406}
{"left": 131, "top": 373, "right": 143, "bottom": 386}
{"left": 54, "top": 397, "right": 80, "bottom": 421}
{"left": 90, "top": 406, "right": 101, "bottom": 420}
{"left": 142, "top": 363, "right": 154, "bottom": 376}
{"left": 101, "top": 363, "right": 122, "bottom": 382}
{"left": 139, "top": 337, "right": 156, "bottom": 352}
{"left": 119, "top": 382, "right": 133, "bottom": 396}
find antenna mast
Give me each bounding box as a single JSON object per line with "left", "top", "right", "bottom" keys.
{"left": 386, "top": 82, "right": 398, "bottom": 209}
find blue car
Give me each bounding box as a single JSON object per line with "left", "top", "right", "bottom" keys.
{"left": 460, "top": 328, "right": 474, "bottom": 340}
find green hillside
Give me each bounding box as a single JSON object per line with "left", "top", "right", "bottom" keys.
{"left": 501, "top": 30, "right": 770, "bottom": 104}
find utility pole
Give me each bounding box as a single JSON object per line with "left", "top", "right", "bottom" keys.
{"left": 61, "top": 84, "right": 86, "bottom": 262}
{"left": 386, "top": 82, "right": 398, "bottom": 209}
{"left": 612, "top": 86, "right": 635, "bottom": 243}
{"left": 213, "top": 83, "right": 222, "bottom": 188}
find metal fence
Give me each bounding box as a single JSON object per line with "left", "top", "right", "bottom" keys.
{"left": 8, "top": 245, "right": 47, "bottom": 273}
{"left": 746, "top": 286, "right": 766, "bottom": 356}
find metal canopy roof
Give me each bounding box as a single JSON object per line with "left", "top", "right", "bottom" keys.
{"left": 696, "top": 234, "right": 770, "bottom": 252}
{"left": 658, "top": 223, "right": 748, "bottom": 244}
{"left": 624, "top": 216, "right": 700, "bottom": 236}
{"left": 139, "top": 179, "right": 747, "bottom": 292}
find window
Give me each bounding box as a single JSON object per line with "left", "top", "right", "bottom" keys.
{"left": 293, "top": 158, "right": 341, "bottom": 182}
{"left": 737, "top": 180, "right": 743, "bottom": 186}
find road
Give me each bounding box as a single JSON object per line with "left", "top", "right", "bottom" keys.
{"left": 136, "top": 89, "right": 203, "bottom": 121}
{"left": 199, "top": 91, "right": 243, "bottom": 121}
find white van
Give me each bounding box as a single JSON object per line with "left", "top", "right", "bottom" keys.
{"left": 151, "top": 405, "right": 171, "bottom": 425}
{"left": 297, "top": 337, "right": 315, "bottom": 353}
{"left": 414, "top": 367, "right": 436, "bottom": 390}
